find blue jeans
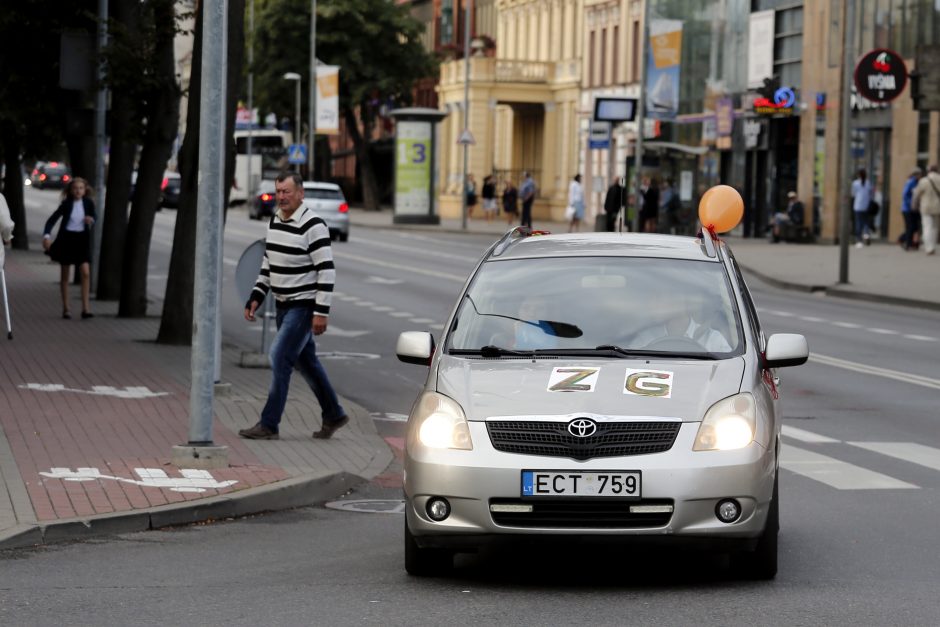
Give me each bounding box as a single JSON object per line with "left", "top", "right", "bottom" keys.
{"left": 260, "top": 306, "right": 345, "bottom": 432}
{"left": 853, "top": 211, "right": 870, "bottom": 241}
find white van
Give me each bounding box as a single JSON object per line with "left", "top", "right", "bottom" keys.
{"left": 231, "top": 129, "right": 292, "bottom": 204}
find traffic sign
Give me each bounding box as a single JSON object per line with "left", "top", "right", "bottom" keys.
{"left": 287, "top": 143, "right": 307, "bottom": 164}
{"left": 457, "top": 129, "right": 475, "bottom": 145}
{"left": 589, "top": 121, "right": 611, "bottom": 149}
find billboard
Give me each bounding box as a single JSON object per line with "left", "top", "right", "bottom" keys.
{"left": 646, "top": 19, "right": 682, "bottom": 119}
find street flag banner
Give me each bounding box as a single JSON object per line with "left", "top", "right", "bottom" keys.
{"left": 316, "top": 65, "right": 340, "bottom": 135}
{"left": 646, "top": 19, "right": 682, "bottom": 120}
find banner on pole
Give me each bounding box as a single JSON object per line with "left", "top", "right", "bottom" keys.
{"left": 316, "top": 65, "right": 340, "bottom": 135}
{"left": 646, "top": 19, "right": 682, "bottom": 120}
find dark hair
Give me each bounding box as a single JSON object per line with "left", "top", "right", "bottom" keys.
{"left": 275, "top": 171, "right": 304, "bottom": 188}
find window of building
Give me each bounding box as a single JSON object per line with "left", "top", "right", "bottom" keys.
{"left": 773, "top": 7, "right": 803, "bottom": 88}
{"left": 601, "top": 28, "right": 607, "bottom": 86}
{"left": 590, "top": 30, "right": 596, "bottom": 87}
{"left": 632, "top": 20, "right": 640, "bottom": 82}
{"left": 613, "top": 25, "right": 620, "bottom": 84}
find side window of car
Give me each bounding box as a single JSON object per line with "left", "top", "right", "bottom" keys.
{"left": 728, "top": 256, "right": 765, "bottom": 351}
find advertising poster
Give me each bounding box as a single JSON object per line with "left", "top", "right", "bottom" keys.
{"left": 316, "top": 65, "right": 340, "bottom": 135}
{"left": 646, "top": 19, "right": 683, "bottom": 119}
{"left": 395, "top": 121, "right": 432, "bottom": 216}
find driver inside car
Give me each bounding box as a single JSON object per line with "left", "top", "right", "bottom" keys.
{"left": 632, "top": 288, "right": 732, "bottom": 352}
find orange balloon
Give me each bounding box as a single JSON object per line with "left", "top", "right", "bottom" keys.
{"left": 698, "top": 185, "right": 744, "bottom": 233}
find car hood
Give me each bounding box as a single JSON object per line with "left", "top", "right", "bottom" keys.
{"left": 435, "top": 356, "right": 745, "bottom": 422}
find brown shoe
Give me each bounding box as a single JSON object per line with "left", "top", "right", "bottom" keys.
{"left": 238, "top": 423, "right": 279, "bottom": 440}
{"left": 313, "top": 415, "right": 349, "bottom": 439}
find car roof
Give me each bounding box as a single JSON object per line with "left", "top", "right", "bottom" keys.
{"left": 489, "top": 232, "right": 721, "bottom": 262}
{"left": 302, "top": 181, "right": 341, "bottom": 191}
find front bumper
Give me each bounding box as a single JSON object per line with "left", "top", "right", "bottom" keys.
{"left": 405, "top": 422, "right": 776, "bottom": 549}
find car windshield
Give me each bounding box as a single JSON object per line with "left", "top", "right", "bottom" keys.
{"left": 304, "top": 188, "right": 344, "bottom": 200}
{"left": 448, "top": 256, "right": 744, "bottom": 357}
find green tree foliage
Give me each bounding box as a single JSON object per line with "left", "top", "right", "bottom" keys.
{"left": 251, "top": 0, "right": 436, "bottom": 208}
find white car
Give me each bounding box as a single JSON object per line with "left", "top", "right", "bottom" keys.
{"left": 303, "top": 181, "right": 349, "bottom": 242}
{"left": 397, "top": 221, "right": 808, "bottom": 579}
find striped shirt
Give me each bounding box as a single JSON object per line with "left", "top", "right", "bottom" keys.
{"left": 249, "top": 205, "right": 334, "bottom": 316}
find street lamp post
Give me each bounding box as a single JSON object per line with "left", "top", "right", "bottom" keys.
{"left": 283, "top": 72, "right": 302, "bottom": 171}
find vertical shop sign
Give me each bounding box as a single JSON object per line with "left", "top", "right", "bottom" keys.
{"left": 646, "top": 19, "right": 683, "bottom": 119}
{"left": 747, "top": 11, "right": 775, "bottom": 89}
{"left": 395, "top": 121, "right": 432, "bottom": 216}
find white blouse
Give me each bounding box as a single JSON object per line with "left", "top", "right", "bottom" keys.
{"left": 66, "top": 199, "right": 85, "bottom": 232}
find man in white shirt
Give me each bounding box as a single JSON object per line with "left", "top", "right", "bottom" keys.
{"left": 632, "top": 290, "right": 732, "bottom": 353}
{"left": 851, "top": 168, "right": 873, "bottom": 248}
{"left": 0, "top": 192, "right": 14, "bottom": 269}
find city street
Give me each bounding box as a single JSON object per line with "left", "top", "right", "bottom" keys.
{"left": 1, "top": 189, "right": 937, "bottom": 624}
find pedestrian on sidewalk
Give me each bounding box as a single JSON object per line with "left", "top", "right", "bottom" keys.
{"left": 641, "top": 177, "right": 660, "bottom": 233}
{"left": 41, "top": 177, "right": 96, "bottom": 319}
{"left": 0, "top": 192, "right": 14, "bottom": 267}
{"left": 851, "top": 168, "right": 873, "bottom": 248}
{"left": 566, "top": 174, "right": 585, "bottom": 232}
{"left": 519, "top": 171, "right": 536, "bottom": 229}
{"left": 604, "top": 177, "right": 624, "bottom": 232}
{"left": 900, "top": 168, "right": 922, "bottom": 251}
{"left": 501, "top": 178, "right": 518, "bottom": 226}
{"left": 465, "top": 173, "right": 477, "bottom": 219}
{"left": 912, "top": 164, "right": 940, "bottom": 256}
{"left": 240, "top": 172, "right": 348, "bottom": 441}
{"left": 481, "top": 174, "right": 497, "bottom": 222}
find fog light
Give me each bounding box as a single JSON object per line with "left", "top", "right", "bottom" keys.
{"left": 426, "top": 497, "right": 451, "bottom": 521}
{"left": 715, "top": 499, "right": 741, "bottom": 523}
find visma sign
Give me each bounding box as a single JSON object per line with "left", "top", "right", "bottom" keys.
{"left": 855, "top": 49, "right": 908, "bottom": 103}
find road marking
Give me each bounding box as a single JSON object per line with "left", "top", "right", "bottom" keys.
{"left": 389, "top": 311, "right": 413, "bottom": 318}
{"left": 810, "top": 353, "right": 940, "bottom": 391}
{"left": 799, "top": 316, "right": 825, "bottom": 322}
{"left": 430, "top": 324, "right": 445, "bottom": 330}
{"left": 370, "top": 412, "right": 409, "bottom": 422}
{"left": 903, "top": 334, "right": 937, "bottom": 341}
{"left": 832, "top": 321, "right": 861, "bottom": 328}
{"left": 354, "top": 301, "right": 375, "bottom": 307}
{"left": 780, "top": 445, "right": 918, "bottom": 490}
{"left": 323, "top": 325, "right": 371, "bottom": 338}
{"left": 869, "top": 328, "right": 898, "bottom": 335}
{"left": 324, "top": 499, "right": 405, "bottom": 514}
{"left": 39, "top": 467, "right": 237, "bottom": 493}
{"left": 848, "top": 442, "right": 940, "bottom": 472}
{"left": 365, "top": 276, "right": 404, "bottom": 285}
{"left": 20, "top": 383, "right": 168, "bottom": 399}
{"left": 782, "top": 425, "right": 839, "bottom": 443}
{"left": 332, "top": 251, "right": 467, "bottom": 283}
{"left": 409, "top": 318, "right": 436, "bottom": 324}
{"left": 370, "top": 305, "right": 393, "bottom": 312}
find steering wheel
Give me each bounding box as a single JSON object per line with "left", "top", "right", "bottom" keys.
{"left": 643, "top": 335, "right": 704, "bottom": 351}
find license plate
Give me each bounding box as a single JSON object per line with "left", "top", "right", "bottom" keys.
{"left": 521, "top": 471, "right": 641, "bottom": 498}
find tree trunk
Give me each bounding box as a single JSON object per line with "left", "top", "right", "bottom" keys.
{"left": 96, "top": 90, "right": 135, "bottom": 300}
{"left": 96, "top": 0, "right": 140, "bottom": 301}
{"left": 156, "top": 0, "right": 244, "bottom": 345}
{"left": 117, "top": 0, "right": 180, "bottom": 318}
{"left": 343, "top": 106, "right": 380, "bottom": 210}
{"left": 0, "top": 127, "right": 27, "bottom": 250}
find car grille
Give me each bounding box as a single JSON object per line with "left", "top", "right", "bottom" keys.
{"left": 486, "top": 420, "right": 681, "bottom": 460}
{"left": 490, "top": 498, "right": 674, "bottom": 529}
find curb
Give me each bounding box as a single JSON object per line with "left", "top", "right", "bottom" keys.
{"left": 739, "top": 264, "right": 940, "bottom": 311}
{"left": 0, "top": 471, "right": 364, "bottom": 551}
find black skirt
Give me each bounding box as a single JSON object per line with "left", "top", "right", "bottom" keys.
{"left": 49, "top": 229, "right": 91, "bottom": 266}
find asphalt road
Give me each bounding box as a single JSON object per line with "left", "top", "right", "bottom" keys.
{"left": 5, "top": 189, "right": 938, "bottom": 625}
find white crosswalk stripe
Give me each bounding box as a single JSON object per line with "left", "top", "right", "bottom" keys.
{"left": 848, "top": 442, "right": 940, "bottom": 473}
{"left": 781, "top": 425, "right": 838, "bottom": 443}
{"left": 780, "top": 445, "right": 919, "bottom": 490}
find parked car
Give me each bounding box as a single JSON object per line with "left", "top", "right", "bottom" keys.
{"left": 30, "top": 161, "right": 71, "bottom": 189}
{"left": 161, "top": 171, "right": 181, "bottom": 208}
{"left": 249, "top": 180, "right": 276, "bottom": 220}
{"left": 303, "top": 181, "right": 349, "bottom": 242}
{"left": 395, "top": 195, "right": 808, "bottom": 579}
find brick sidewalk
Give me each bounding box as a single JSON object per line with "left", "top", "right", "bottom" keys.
{"left": 0, "top": 246, "right": 390, "bottom": 545}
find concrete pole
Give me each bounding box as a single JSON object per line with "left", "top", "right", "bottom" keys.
{"left": 838, "top": 0, "right": 856, "bottom": 284}
{"left": 631, "top": 3, "right": 648, "bottom": 233}
{"left": 91, "top": 0, "right": 108, "bottom": 293}
{"left": 190, "top": 0, "right": 227, "bottom": 446}
{"left": 309, "top": 0, "right": 317, "bottom": 179}
{"left": 461, "top": 0, "right": 471, "bottom": 231}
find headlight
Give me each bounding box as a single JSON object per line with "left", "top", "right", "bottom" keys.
{"left": 412, "top": 392, "right": 473, "bottom": 450}
{"left": 693, "top": 393, "right": 756, "bottom": 451}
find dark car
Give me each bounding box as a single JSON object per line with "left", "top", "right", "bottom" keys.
{"left": 249, "top": 180, "right": 276, "bottom": 220}
{"left": 29, "top": 161, "right": 71, "bottom": 189}
{"left": 161, "top": 171, "right": 181, "bottom": 208}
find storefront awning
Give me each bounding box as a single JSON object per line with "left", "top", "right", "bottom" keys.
{"left": 643, "top": 141, "right": 710, "bottom": 155}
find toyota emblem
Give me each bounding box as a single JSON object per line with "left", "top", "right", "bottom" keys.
{"left": 568, "top": 418, "right": 597, "bottom": 438}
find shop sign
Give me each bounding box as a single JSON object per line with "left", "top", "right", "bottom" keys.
{"left": 753, "top": 87, "right": 795, "bottom": 115}
{"left": 854, "top": 49, "right": 908, "bottom": 103}
{"left": 743, "top": 119, "right": 763, "bottom": 150}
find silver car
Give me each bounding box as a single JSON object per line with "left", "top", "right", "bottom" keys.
{"left": 396, "top": 228, "right": 808, "bottom": 579}
{"left": 303, "top": 181, "right": 349, "bottom": 242}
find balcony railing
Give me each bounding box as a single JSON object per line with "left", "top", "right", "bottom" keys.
{"left": 494, "top": 60, "right": 552, "bottom": 83}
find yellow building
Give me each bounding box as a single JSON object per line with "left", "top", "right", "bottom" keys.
{"left": 437, "top": 0, "right": 585, "bottom": 222}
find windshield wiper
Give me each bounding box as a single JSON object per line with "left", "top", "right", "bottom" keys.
{"left": 449, "top": 345, "right": 536, "bottom": 357}
{"left": 462, "top": 295, "right": 583, "bottom": 338}
{"left": 594, "top": 345, "right": 717, "bottom": 360}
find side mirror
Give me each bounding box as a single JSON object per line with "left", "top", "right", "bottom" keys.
{"left": 764, "top": 333, "right": 809, "bottom": 368}
{"left": 397, "top": 331, "right": 435, "bottom": 366}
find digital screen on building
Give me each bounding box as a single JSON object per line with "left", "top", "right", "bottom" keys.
{"left": 594, "top": 98, "right": 638, "bottom": 123}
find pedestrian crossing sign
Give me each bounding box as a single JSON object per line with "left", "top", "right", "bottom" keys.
{"left": 288, "top": 144, "right": 307, "bottom": 164}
